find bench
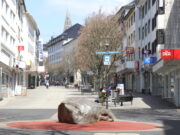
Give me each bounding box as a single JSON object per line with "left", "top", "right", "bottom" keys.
{"left": 81, "top": 88, "right": 93, "bottom": 95}
{"left": 113, "top": 95, "right": 133, "bottom": 106}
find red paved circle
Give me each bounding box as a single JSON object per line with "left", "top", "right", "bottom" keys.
{"left": 7, "top": 121, "right": 158, "bottom": 131}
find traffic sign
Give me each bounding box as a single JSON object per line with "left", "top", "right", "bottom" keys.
{"left": 104, "top": 55, "right": 111, "bottom": 65}
{"left": 96, "top": 52, "right": 107, "bottom": 54}
{"left": 108, "top": 51, "right": 121, "bottom": 54}
{"left": 96, "top": 51, "right": 121, "bottom": 55}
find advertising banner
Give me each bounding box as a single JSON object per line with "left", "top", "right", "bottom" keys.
{"left": 18, "top": 46, "right": 24, "bottom": 51}
{"left": 161, "top": 49, "right": 180, "bottom": 59}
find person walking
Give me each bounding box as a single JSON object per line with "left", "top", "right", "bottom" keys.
{"left": 46, "top": 81, "right": 49, "bottom": 89}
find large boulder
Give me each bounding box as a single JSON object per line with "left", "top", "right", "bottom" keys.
{"left": 58, "top": 98, "right": 115, "bottom": 124}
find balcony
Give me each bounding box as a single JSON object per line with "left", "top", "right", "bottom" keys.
{"left": 116, "top": 61, "right": 135, "bottom": 73}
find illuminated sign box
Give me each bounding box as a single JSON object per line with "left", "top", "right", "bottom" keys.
{"left": 161, "top": 49, "right": 180, "bottom": 59}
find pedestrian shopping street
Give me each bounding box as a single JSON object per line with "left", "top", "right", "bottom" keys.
{"left": 0, "top": 86, "right": 180, "bottom": 135}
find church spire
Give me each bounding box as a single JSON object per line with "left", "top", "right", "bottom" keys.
{"left": 64, "top": 10, "right": 72, "bottom": 31}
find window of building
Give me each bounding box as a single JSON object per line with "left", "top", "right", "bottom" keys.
{"left": 142, "top": 27, "right": 144, "bottom": 40}
{"left": 148, "top": 0, "right": 151, "bottom": 9}
{"left": 145, "top": 2, "right": 147, "bottom": 15}
{"left": 138, "top": 28, "right": 141, "bottom": 40}
{"left": 152, "top": 13, "right": 157, "bottom": 31}
{"left": 148, "top": 42, "right": 151, "bottom": 55}
{"left": 158, "top": 0, "right": 165, "bottom": 14}
{"left": 152, "top": 0, "right": 156, "bottom": 6}
{"left": 145, "top": 23, "right": 147, "bottom": 37}
{"left": 148, "top": 19, "right": 151, "bottom": 33}
{"left": 142, "top": 6, "right": 144, "bottom": 18}
{"left": 139, "top": 8, "right": 141, "bottom": 19}
{"left": 1, "top": 0, "right": 4, "bottom": 9}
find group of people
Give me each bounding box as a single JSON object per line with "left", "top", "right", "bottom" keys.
{"left": 96, "top": 85, "right": 125, "bottom": 105}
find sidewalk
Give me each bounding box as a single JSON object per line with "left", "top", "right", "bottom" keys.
{"left": 107, "top": 92, "right": 176, "bottom": 110}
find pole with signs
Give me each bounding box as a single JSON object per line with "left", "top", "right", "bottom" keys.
{"left": 96, "top": 51, "right": 121, "bottom": 109}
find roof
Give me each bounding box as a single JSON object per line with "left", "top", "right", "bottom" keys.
{"left": 45, "top": 23, "right": 82, "bottom": 47}
{"left": 116, "top": 1, "right": 135, "bottom": 23}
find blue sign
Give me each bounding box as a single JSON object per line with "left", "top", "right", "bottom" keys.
{"left": 96, "top": 51, "right": 121, "bottom": 55}
{"left": 104, "top": 55, "right": 111, "bottom": 65}
{"left": 144, "top": 57, "right": 157, "bottom": 64}
{"left": 96, "top": 52, "right": 108, "bottom": 54}
{"left": 108, "top": 51, "right": 121, "bottom": 54}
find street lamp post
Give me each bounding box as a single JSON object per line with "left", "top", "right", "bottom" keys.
{"left": 96, "top": 38, "right": 121, "bottom": 109}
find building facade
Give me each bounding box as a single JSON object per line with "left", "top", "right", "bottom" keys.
{"left": 45, "top": 23, "right": 82, "bottom": 85}
{"left": 116, "top": 2, "right": 136, "bottom": 91}
{"left": 117, "top": 0, "right": 180, "bottom": 107}
{"left": 0, "top": 0, "right": 39, "bottom": 98}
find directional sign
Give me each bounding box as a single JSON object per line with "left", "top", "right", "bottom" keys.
{"left": 108, "top": 51, "right": 121, "bottom": 54}
{"left": 96, "top": 51, "right": 121, "bottom": 55}
{"left": 104, "top": 55, "right": 111, "bottom": 65}
{"left": 96, "top": 52, "right": 107, "bottom": 54}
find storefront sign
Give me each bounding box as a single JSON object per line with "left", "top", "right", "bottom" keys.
{"left": 126, "top": 47, "right": 134, "bottom": 54}
{"left": 144, "top": 57, "right": 157, "bottom": 64}
{"left": 18, "top": 45, "right": 24, "bottom": 51}
{"left": 161, "top": 49, "right": 180, "bottom": 59}
{"left": 142, "top": 49, "right": 151, "bottom": 55}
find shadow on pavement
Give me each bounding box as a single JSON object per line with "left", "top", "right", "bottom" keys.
{"left": 160, "top": 119, "right": 180, "bottom": 135}
{"left": 0, "top": 128, "right": 73, "bottom": 135}
{"left": 134, "top": 93, "right": 177, "bottom": 109}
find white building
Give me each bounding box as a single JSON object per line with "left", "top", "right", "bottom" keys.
{"left": 117, "top": 0, "right": 180, "bottom": 107}
{"left": 134, "top": 0, "right": 163, "bottom": 96}
{"left": 152, "top": 0, "right": 180, "bottom": 107}
{"left": 116, "top": 2, "right": 136, "bottom": 91}
{"left": 0, "top": 0, "right": 39, "bottom": 98}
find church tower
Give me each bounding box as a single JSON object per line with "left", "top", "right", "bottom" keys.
{"left": 64, "top": 10, "right": 72, "bottom": 31}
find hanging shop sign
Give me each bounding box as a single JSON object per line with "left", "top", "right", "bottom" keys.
{"left": 126, "top": 47, "right": 134, "bottom": 54}
{"left": 161, "top": 49, "right": 180, "bottom": 59}
{"left": 144, "top": 57, "right": 157, "bottom": 64}
{"left": 142, "top": 49, "right": 151, "bottom": 55}
{"left": 18, "top": 45, "right": 24, "bottom": 51}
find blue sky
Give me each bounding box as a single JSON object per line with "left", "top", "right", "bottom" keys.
{"left": 25, "top": 0, "right": 132, "bottom": 43}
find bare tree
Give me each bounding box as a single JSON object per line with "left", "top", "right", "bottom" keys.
{"left": 75, "top": 10, "right": 124, "bottom": 88}
{"left": 60, "top": 48, "right": 76, "bottom": 83}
